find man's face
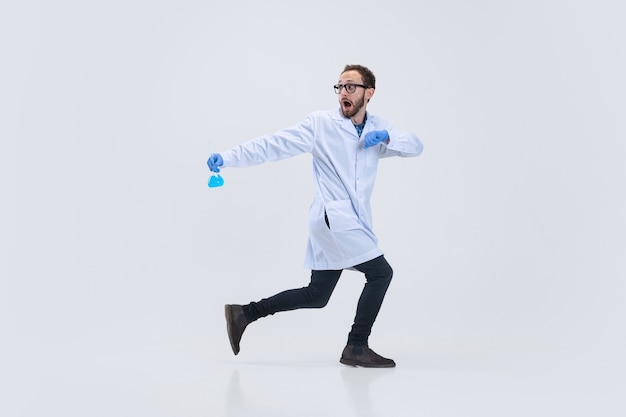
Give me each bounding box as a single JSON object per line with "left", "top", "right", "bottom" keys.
{"left": 337, "top": 70, "right": 374, "bottom": 120}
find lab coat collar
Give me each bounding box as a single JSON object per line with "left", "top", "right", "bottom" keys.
{"left": 333, "top": 108, "right": 371, "bottom": 138}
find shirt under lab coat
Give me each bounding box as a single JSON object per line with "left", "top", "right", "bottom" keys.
{"left": 220, "top": 108, "right": 423, "bottom": 270}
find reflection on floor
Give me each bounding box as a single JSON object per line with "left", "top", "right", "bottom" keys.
{"left": 4, "top": 341, "right": 624, "bottom": 417}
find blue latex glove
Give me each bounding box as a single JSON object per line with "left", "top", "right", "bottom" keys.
{"left": 363, "top": 130, "right": 389, "bottom": 149}
{"left": 207, "top": 153, "right": 224, "bottom": 172}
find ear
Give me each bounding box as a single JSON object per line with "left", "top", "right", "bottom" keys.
{"left": 365, "top": 87, "right": 375, "bottom": 102}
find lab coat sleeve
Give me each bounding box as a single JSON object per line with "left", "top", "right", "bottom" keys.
{"left": 380, "top": 126, "right": 423, "bottom": 158}
{"left": 221, "top": 115, "right": 315, "bottom": 168}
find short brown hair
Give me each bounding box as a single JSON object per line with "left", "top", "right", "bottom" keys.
{"left": 342, "top": 64, "right": 376, "bottom": 89}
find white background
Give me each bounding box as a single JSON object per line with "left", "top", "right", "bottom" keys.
{"left": 2, "top": 1, "right": 625, "bottom": 416}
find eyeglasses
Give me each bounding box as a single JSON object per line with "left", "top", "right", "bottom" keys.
{"left": 333, "top": 83, "right": 370, "bottom": 94}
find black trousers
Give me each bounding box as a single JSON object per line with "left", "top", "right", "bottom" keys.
{"left": 242, "top": 255, "right": 393, "bottom": 346}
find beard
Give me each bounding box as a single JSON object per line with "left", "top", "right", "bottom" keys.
{"left": 341, "top": 94, "right": 366, "bottom": 119}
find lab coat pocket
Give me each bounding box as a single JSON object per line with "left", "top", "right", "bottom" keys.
{"left": 324, "top": 200, "right": 361, "bottom": 232}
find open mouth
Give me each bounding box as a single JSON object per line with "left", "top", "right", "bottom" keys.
{"left": 342, "top": 99, "right": 352, "bottom": 109}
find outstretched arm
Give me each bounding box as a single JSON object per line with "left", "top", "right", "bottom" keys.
{"left": 219, "top": 115, "right": 315, "bottom": 169}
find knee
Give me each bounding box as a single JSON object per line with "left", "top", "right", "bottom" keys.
{"left": 384, "top": 264, "right": 393, "bottom": 281}
{"left": 382, "top": 267, "right": 393, "bottom": 285}
{"left": 305, "top": 286, "right": 333, "bottom": 308}
{"left": 370, "top": 263, "right": 393, "bottom": 284}
{"left": 309, "top": 300, "right": 330, "bottom": 309}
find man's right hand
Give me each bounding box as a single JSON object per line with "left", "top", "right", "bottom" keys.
{"left": 207, "top": 153, "right": 224, "bottom": 172}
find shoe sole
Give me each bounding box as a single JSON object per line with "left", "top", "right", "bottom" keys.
{"left": 340, "top": 358, "right": 396, "bottom": 368}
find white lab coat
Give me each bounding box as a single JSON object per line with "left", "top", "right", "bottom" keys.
{"left": 221, "top": 108, "right": 423, "bottom": 270}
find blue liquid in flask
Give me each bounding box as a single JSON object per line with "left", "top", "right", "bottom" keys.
{"left": 208, "top": 174, "right": 224, "bottom": 188}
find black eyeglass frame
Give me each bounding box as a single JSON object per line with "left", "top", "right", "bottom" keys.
{"left": 333, "top": 83, "right": 371, "bottom": 94}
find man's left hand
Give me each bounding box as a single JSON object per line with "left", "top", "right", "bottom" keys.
{"left": 364, "top": 130, "right": 389, "bottom": 149}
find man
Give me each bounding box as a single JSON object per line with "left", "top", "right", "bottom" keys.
{"left": 207, "top": 64, "right": 423, "bottom": 367}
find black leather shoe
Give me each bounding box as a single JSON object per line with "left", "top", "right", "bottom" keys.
{"left": 225, "top": 304, "right": 249, "bottom": 355}
{"left": 340, "top": 344, "right": 396, "bottom": 368}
